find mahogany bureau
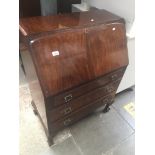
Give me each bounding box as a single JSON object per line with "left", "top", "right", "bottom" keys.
{"left": 19, "top": 9, "right": 129, "bottom": 146}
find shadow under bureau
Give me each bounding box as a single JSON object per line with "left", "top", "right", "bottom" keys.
{"left": 19, "top": 8, "right": 129, "bottom": 146}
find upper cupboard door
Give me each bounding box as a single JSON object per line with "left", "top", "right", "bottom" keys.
{"left": 30, "top": 29, "right": 91, "bottom": 96}
{"left": 86, "top": 23, "right": 129, "bottom": 78}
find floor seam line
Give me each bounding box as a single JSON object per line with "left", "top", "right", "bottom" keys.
{"left": 102, "top": 132, "right": 135, "bottom": 155}
{"left": 112, "top": 105, "right": 135, "bottom": 131}
{"left": 71, "top": 135, "right": 84, "bottom": 155}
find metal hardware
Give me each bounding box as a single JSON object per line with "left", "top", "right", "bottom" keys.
{"left": 63, "top": 118, "right": 71, "bottom": 126}
{"left": 64, "top": 94, "right": 72, "bottom": 102}
{"left": 109, "top": 98, "right": 113, "bottom": 103}
{"left": 91, "top": 18, "right": 94, "bottom": 22}
{"left": 112, "top": 27, "right": 116, "bottom": 31}
{"left": 106, "top": 86, "right": 114, "bottom": 93}
{"left": 111, "top": 74, "right": 118, "bottom": 81}
{"left": 103, "top": 97, "right": 113, "bottom": 104}
{"left": 102, "top": 98, "right": 109, "bottom": 103}
{"left": 62, "top": 107, "right": 72, "bottom": 115}
{"left": 85, "top": 29, "right": 88, "bottom": 33}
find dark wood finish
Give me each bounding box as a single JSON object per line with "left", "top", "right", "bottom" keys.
{"left": 48, "top": 66, "right": 126, "bottom": 108}
{"left": 49, "top": 93, "right": 115, "bottom": 133}
{"left": 19, "top": 9, "right": 124, "bottom": 36}
{"left": 86, "top": 24, "right": 128, "bottom": 77}
{"left": 22, "top": 23, "right": 128, "bottom": 97}
{"left": 19, "top": 9, "right": 129, "bottom": 146}
{"left": 57, "top": 0, "right": 81, "bottom": 13}
{"left": 48, "top": 80, "right": 121, "bottom": 123}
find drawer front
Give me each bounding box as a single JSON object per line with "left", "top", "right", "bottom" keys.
{"left": 49, "top": 67, "right": 125, "bottom": 108}
{"left": 49, "top": 93, "right": 115, "bottom": 133}
{"left": 48, "top": 80, "right": 120, "bottom": 123}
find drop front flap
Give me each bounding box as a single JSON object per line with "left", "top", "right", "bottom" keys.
{"left": 30, "top": 23, "right": 128, "bottom": 96}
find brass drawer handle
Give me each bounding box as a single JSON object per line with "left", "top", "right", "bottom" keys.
{"left": 63, "top": 118, "right": 71, "bottom": 126}
{"left": 61, "top": 107, "right": 72, "bottom": 115}
{"left": 106, "top": 86, "right": 114, "bottom": 93}
{"left": 103, "top": 98, "right": 113, "bottom": 104}
{"left": 103, "top": 98, "right": 109, "bottom": 103}
{"left": 64, "top": 94, "right": 72, "bottom": 102}
{"left": 111, "top": 74, "right": 118, "bottom": 81}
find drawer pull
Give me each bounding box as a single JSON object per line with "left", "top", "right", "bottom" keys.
{"left": 62, "top": 107, "right": 72, "bottom": 115}
{"left": 102, "top": 98, "right": 109, "bottom": 103}
{"left": 103, "top": 98, "right": 113, "bottom": 104}
{"left": 63, "top": 118, "right": 71, "bottom": 126}
{"left": 111, "top": 74, "right": 118, "bottom": 81}
{"left": 64, "top": 94, "right": 72, "bottom": 102}
{"left": 106, "top": 86, "right": 114, "bottom": 93}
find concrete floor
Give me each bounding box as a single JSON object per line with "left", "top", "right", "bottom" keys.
{"left": 19, "top": 65, "right": 135, "bottom": 155}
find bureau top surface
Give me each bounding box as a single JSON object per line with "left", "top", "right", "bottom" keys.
{"left": 19, "top": 8, "right": 124, "bottom": 36}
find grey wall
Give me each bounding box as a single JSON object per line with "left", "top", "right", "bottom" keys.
{"left": 40, "top": 0, "right": 57, "bottom": 16}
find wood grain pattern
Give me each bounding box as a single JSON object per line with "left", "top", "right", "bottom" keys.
{"left": 30, "top": 29, "right": 90, "bottom": 96}
{"left": 47, "top": 67, "right": 126, "bottom": 108}
{"left": 29, "top": 23, "right": 128, "bottom": 97}
{"left": 86, "top": 23, "right": 128, "bottom": 77}
{"left": 19, "top": 9, "right": 124, "bottom": 37}
{"left": 19, "top": 9, "right": 129, "bottom": 146}
{"left": 48, "top": 80, "right": 121, "bottom": 123}
{"left": 49, "top": 93, "right": 115, "bottom": 133}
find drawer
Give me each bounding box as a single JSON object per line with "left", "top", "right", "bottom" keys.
{"left": 49, "top": 93, "right": 115, "bottom": 133}
{"left": 47, "top": 67, "right": 126, "bottom": 108}
{"left": 48, "top": 80, "right": 120, "bottom": 122}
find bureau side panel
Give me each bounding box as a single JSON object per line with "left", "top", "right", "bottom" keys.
{"left": 20, "top": 50, "right": 48, "bottom": 131}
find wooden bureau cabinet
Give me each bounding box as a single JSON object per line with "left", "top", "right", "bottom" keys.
{"left": 19, "top": 8, "right": 128, "bottom": 146}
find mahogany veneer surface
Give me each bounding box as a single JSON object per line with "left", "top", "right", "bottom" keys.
{"left": 19, "top": 9, "right": 124, "bottom": 36}
{"left": 19, "top": 9, "right": 128, "bottom": 145}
